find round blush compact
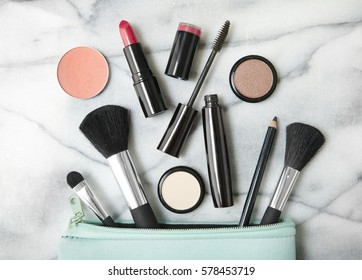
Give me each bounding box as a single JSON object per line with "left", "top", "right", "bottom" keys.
{"left": 57, "top": 46, "right": 109, "bottom": 99}
{"left": 229, "top": 55, "right": 277, "bottom": 103}
{"left": 158, "top": 166, "right": 205, "bottom": 214}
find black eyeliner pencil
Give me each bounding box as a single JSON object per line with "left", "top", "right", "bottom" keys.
{"left": 239, "top": 117, "right": 277, "bottom": 226}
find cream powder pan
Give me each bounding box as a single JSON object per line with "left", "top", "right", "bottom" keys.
{"left": 158, "top": 166, "right": 205, "bottom": 213}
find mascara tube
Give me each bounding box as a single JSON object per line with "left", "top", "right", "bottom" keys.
{"left": 202, "top": 94, "right": 233, "bottom": 207}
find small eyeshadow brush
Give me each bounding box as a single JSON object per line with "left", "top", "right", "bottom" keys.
{"left": 260, "top": 122, "right": 325, "bottom": 225}
{"left": 79, "top": 105, "right": 159, "bottom": 228}
{"left": 66, "top": 171, "right": 116, "bottom": 227}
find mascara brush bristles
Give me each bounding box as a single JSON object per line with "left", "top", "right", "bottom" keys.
{"left": 186, "top": 20, "right": 230, "bottom": 108}
{"left": 212, "top": 20, "right": 230, "bottom": 52}
{"left": 285, "top": 122, "right": 326, "bottom": 171}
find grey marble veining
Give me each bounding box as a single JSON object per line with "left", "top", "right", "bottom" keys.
{"left": 0, "top": 0, "right": 361, "bottom": 259}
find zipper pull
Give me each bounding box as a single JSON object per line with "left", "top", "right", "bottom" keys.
{"left": 69, "top": 195, "right": 84, "bottom": 226}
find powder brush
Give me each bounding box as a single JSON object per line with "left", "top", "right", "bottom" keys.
{"left": 79, "top": 105, "right": 159, "bottom": 228}
{"left": 66, "top": 171, "right": 116, "bottom": 227}
{"left": 260, "top": 122, "right": 325, "bottom": 225}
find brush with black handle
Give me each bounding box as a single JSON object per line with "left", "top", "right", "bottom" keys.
{"left": 79, "top": 105, "right": 159, "bottom": 228}
{"left": 66, "top": 171, "right": 117, "bottom": 227}
{"left": 260, "top": 122, "right": 326, "bottom": 225}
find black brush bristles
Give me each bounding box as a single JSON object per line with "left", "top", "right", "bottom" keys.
{"left": 66, "top": 171, "right": 84, "bottom": 188}
{"left": 212, "top": 20, "right": 230, "bottom": 52}
{"left": 285, "top": 123, "right": 326, "bottom": 171}
{"left": 79, "top": 105, "right": 129, "bottom": 158}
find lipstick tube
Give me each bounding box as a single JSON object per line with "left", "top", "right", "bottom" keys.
{"left": 119, "top": 20, "right": 167, "bottom": 118}
{"left": 202, "top": 94, "right": 233, "bottom": 208}
{"left": 165, "top": 22, "right": 201, "bottom": 80}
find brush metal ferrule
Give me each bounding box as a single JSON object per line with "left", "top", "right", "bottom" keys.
{"left": 269, "top": 166, "right": 300, "bottom": 211}
{"left": 73, "top": 181, "right": 108, "bottom": 220}
{"left": 107, "top": 150, "right": 148, "bottom": 210}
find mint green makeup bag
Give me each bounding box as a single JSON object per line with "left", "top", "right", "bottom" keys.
{"left": 58, "top": 196, "right": 296, "bottom": 260}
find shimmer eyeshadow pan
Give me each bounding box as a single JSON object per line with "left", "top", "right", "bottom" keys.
{"left": 57, "top": 46, "right": 109, "bottom": 99}
{"left": 229, "top": 55, "right": 277, "bottom": 103}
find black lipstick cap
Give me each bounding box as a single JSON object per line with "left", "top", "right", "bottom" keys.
{"left": 165, "top": 23, "right": 201, "bottom": 80}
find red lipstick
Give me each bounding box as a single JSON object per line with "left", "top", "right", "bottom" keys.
{"left": 119, "top": 20, "right": 167, "bottom": 118}
{"left": 119, "top": 20, "right": 138, "bottom": 46}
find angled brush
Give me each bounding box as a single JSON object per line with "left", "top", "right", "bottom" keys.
{"left": 67, "top": 171, "right": 116, "bottom": 227}
{"left": 260, "top": 122, "right": 326, "bottom": 225}
{"left": 79, "top": 105, "right": 159, "bottom": 228}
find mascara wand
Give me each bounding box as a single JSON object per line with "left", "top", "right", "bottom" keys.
{"left": 158, "top": 20, "right": 230, "bottom": 158}
{"left": 260, "top": 122, "right": 326, "bottom": 225}
{"left": 187, "top": 20, "right": 230, "bottom": 107}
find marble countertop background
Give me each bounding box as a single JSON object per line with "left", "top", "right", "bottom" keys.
{"left": 0, "top": 0, "right": 361, "bottom": 259}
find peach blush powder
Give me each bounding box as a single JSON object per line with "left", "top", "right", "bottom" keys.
{"left": 57, "top": 46, "right": 109, "bottom": 99}
{"left": 158, "top": 167, "right": 205, "bottom": 213}
{"left": 230, "top": 55, "right": 277, "bottom": 103}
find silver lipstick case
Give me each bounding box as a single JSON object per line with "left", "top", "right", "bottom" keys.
{"left": 202, "top": 94, "right": 233, "bottom": 208}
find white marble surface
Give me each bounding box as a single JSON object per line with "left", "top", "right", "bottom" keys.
{"left": 0, "top": 0, "right": 361, "bottom": 260}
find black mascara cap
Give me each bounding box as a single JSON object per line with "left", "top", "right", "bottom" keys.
{"left": 165, "top": 22, "right": 201, "bottom": 80}
{"left": 157, "top": 103, "right": 198, "bottom": 158}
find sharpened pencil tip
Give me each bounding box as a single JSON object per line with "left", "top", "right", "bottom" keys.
{"left": 270, "top": 117, "right": 278, "bottom": 128}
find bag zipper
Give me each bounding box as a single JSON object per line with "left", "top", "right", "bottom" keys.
{"left": 68, "top": 195, "right": 295, "bottom": 234}
{"left": 69, "top": 195, "right": 85, "bottom": 226}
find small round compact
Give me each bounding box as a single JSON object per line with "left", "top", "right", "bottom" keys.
{"left": 57, "top": 46, "right": 109, "bottom": 99}
{"left": 158, "top": 166, "right": 205, "bottom": 214}
{"left": 229, "top": 55, "right": 277, "bottom": 103}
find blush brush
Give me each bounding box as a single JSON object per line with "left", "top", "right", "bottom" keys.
{"left": 79, "top": 105, "right": 159, "bottom": 228}
{"left": 260, "top": 122, "right": 326, "bottom": 225}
